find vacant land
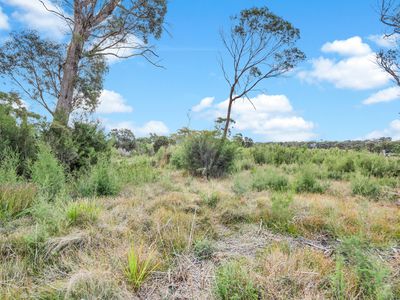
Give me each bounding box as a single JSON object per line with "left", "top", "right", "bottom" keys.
{"left": 1, "top": 145, "right": 399, "bottom": 299}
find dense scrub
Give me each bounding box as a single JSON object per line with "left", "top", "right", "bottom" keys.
{"left": 1, "top": 117, "right": 399, "bottom": 298}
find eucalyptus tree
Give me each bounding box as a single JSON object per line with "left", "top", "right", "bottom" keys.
{"left": 219, "top": 7, "right": 305, "bottom": 139}
{"left": 0, "top": 0, "right": 167, "bottom": 125}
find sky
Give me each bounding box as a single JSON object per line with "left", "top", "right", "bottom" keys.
{"left": 0, "top": 0, "right": 400, "bottom": 141}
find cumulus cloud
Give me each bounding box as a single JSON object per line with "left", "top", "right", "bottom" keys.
{"left": 192, "top": 94, "right": 316, "bottom": 142}
{"left": 368, "top": 34, "right": 399, "bottom": 48}
{"left": 365, "top": 120, "right": 400, "bottom": 140}
{"left": 4, "top": 0, "right": 68, "bottom": 39}
{"left": 321, "top": 36, "right": 372, "bottom": 56}
{"left": 109, "top": 120, "right": 170, "bottom": 137}
{"left": 0, "top": 6, "right": 9, "bottom": 30}
{"left": 362, "top": 86, "right": 400, "bottom": 105}
{"left": 97, "top": 90, "right": 133, "bottom": 114}
{"left": 192, "top": 97, "right": 214, "bottom": 112}
{"left": 298, "top": 36, "right": 390, "bottom": 90}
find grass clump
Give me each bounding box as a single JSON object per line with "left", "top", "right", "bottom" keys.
{"left": 351, "top": 175, "right": 381, "bottom": 200}
{"left": 193, "top": 239, "right": 214, "bottom": 260}
{"left": 0, "top": 183, "right": 37, "bottom": 217}
{"left": 117, "top": 155, "right": 159, "bottom": 185}
{"left": 66, "top": 200, "right": 100, "bottom": 226}
{"left": 214, "top": 261, "right": 260, "bottom": 300}
{"left": 252, "top": 169, "right": 290, "bottom": 192}
{"left": 201, "top": 192, "right": 220, "bottom": 208}
{"left": 125, "top": 242, "right": 159, "bottom": 290}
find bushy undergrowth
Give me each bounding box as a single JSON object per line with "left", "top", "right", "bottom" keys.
{"left": 0, "top": 183, "right": 37, "bottom": 217}
{"left": 182, "top": 132, "right": 236, "bottom": 178}
{"left": 294, "top": 168, "right": 327, "bottom": 193}
{"left": 66, "top": 200, "right": 100, "bottom": 226}
{"left": 251, "top": 168, "right": 290, "bottom": 192}
{"left": 214, "top": 261, "right": 260, "bottom": 300}
{"left": 351, "top": 175, "right": 381, "bottom": 199}
{"left": 31, "top": 143, "right": 66, "bottom": 199}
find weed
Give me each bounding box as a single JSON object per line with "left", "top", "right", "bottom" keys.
{"left": 66, "top": 200, "right": 100, "bottom": 226}
{"left": 193, "top": 239, "right": 214, "bottom": 260}
{"left": 351, "top": 175, "right": 381, "bottom": 200}
{"left": 252, "top": 169, "right": 290, "bottom": 192}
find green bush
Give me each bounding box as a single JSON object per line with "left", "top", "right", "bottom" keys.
{"left": 231, "top": 174, "right": 252, "bottom": 196}
{"left": 194, "top": 239, "right": 214, "bottom": 260}
{"left": 357, "top": 153, "right": 399, "bottom": 178}
{"left": 44, "top": 121, "right": 111, "bottom": 173}
{"left": 77, "top": 160, "right": 120, "bottom": 197}
{"left": 294, "top": 168, "right": 327, "bottom": 193}
{"left": 252, "top": 169, "right": 290, "bottom": 192}
{"left": 183, "top": 131, "right": 236, "bottom": 178}
{"left": 324, "top": 154, "right": 355, "bottom": 179}
{"left": 337, "top": 237, "right": 392, "bottom": 299}
{"left": 169, "top": 144, "right": 186, "bottom": 169}
{"left": 116, "top": 156, "right": 159, "bottom": 186}
{"left": 214, "top": 261, "right": 260, "bottom": 300}
{"left": 0, "top": 147, "right": 20, "bottom": 184}
{"left": 201, "top": 192, "right": 220, "bottom": 208}
{"left": 31, "top": 143, "right": 65, "bottom": 198}
{"left": 351, "top": 175, "right": 381, "bottom": 200}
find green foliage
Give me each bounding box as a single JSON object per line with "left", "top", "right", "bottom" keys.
{"left": 351, "top": 175, "right": 381, "bottom": 200}
{"left": 125, "top": 243, "right": 159, "bottom": 290}
{"left": 31, "top": 143, "right": 65, "bottom": 198}
{"left": 0, "top": 92, "right": 38, "bottom": 176}
{"left": 263, "top": 192, "right": 296, "bottom": 234}
{"left": 214, "top": 261, "right": 260, "bottom": 300}
{"left": 0, "top": 183, "right": 37, "bottom": 217}
{"left": 338, "top": 237, "right": 392, "bottom": 299}
{"left": 182, "top": 131, "right": 237, "bottom": 178}
{"left": 193, "top": 239, "right": 214, "bottom": 260}
{"left": 330, "top": 256, "right": 347, "bottom": 300}
{"left": 294, "top": 168, "right": 327, "bottom": 193}
{"left": 115, "top": 155, "right": 159, "bottom": 186}
{"left": 169, "top": 144, "right": 186, "bottom": 169}
{"left": 324, "top": 154, "right": 355, "bottom": 179}
{"left": 151, "top": 134, "right": 170, "bottom": 153}
{"left": 251, "top": 169, "right": 290, "bottom": 192}
{"left": 0, "top": 147, "right": 20, "bottom": 184}
{"left": 66, "top": 200, "right": 100, "bottom": 226}
{"left": 357, "top": 153, "right": 399, "bottom": 178}
{"left": 110, "top": 128, "right": 136, "bottom": 152}
{"left": 231, "top": 174, "right": 252, "bottom": 196}
{"left": 201, "top": 192, "right": 220, "bottom": 208}
{"left": 45, "top": 121, "right": 110, "bottom": 173}
{"left": 76, "top": 160, "right": 120, "bottom": 197}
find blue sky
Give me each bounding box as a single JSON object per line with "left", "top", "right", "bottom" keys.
{"left": 1, "top": 0, "right": 400, "bottom": 141}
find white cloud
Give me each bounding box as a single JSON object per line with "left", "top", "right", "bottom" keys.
{"left": 321, "top": 36, "right": 372, "bottom": 56}
{"left": 109, "top": 120, "right": 170, "bottom": 137}
{"left": 97, "top": 90, "right": 133, "bottom": 114}
{"left": 366, "top": 120, "right": 400, "bottom": 140}
{"left": 0, "top": 6, "right": 9, "bottom": 30}
{"left": 192, "top": 97, "right": 214, "bottom": 112}
{"left": 368, "top": 34, "right": 399, "bottom": 48}
{"left": 4, "top": 0, "right": 68, "bottom": 39}
{"left": 299, "top": 36, "right": 391, "bottom": 90}
{"left": 362, "top": 86, "right": 400, "bottom": 105}
{"left": 193, "top": 94, "right": 317, "bottom": 142}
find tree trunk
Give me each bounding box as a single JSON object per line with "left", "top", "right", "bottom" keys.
{"left": 222, "top": 94, "right": 234, "bottom": 139}
{"left": 53, "top": 23, "right": 85, "bottom": 126}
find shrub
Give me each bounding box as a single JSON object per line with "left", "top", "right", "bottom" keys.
{"left": 351, "top": 175, "right": 381, "bottom": 199}
{"left": 214, "top": 261, "right": 260, "bottom": 300}
{"left": 0, "top": 147, "right": 20, "bottom": 184}
{"left": 66, "top": 200, "right": 100, "bottom": 226}
{"left": 252, "top": 146, "right": 268, "bottom": 165}
{"left": 116, "top": 156, "right": 159, "bottom": 186}
{"left": 44, "top": 121, "right": 111, "bottom": 173}
{"left": 31, "top": 143, "right": 65, "bottom": 198}
{"left": 125, "top": 242, "right": 159, "bottom": 290}
{"left": 337, "top": 237, "right": 392, "bottom": 299}
{"left": 151, "top": 134, "right": 170, "bottom": 153}
{"left": 0, "top": 183, "right": 37, "bottom": 217}
{"left": 169, "top": 144, "right": 186, "bottom": 169}
{"left": 76, "top": 160, "right": 120, "bottom": 197}
{"left": 110, "top": 128, "right": 136, "bottom": 152}
{"left": 193, "top": 239, "right": 214, "bottom": 260}
{"left": 183, "top": 131, "right": 236, "bottom": 178}
{"left": 231, "top": 174, "right": 252, "bottom": 196}
{"left": 252, "top": 169, "right": 290, "bottom": 192}
{"left": 201, "top": 192, "right": 220, "bottom": 208}
{"left": 294, "top": 168, "right": 326, "bottom": 193}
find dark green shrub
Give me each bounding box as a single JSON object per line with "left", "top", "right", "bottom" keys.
{"left": 110, "top": 128, "right": 136, "bottom": 152}
{"left": 214, "top": 261, "right": 260, "bottom": 300}
{"left": 44, "top": 121, "right": 110, "bottom": 173}
{"left": 252, "top": 169, "right": 290, "bottom": 192}
{"left": 151, "top": 134, "right": 170, "bottom": 153}
{"left": 183, "top": 131, "right": 236, "bottom": 178}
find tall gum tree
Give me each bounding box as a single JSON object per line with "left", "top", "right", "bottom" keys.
{"left": 219, "top": 7, "right": 305, "bottom": 139}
